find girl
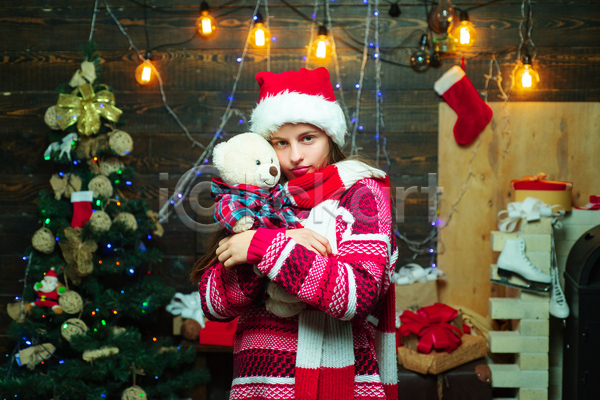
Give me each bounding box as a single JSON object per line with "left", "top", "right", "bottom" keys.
{"left": 195, "top": 67, "right": 398, "bottom": 400}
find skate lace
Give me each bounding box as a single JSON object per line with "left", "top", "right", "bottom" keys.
{"left": 550, "top": 230, "right": 566, "bottom": 305}
{"left": 519, "top": 241, "right": 545, "bottom": 272}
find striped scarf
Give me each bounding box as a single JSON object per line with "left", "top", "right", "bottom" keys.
{"left": 284, "top": 160, "right": 398, "bottom": 400}
{"left": 211, "top": 179, "right": 303, "bottom": 234}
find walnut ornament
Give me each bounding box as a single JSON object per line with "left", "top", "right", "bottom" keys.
{"left": 44, "top": 106, "right": 61, "bottom": 130}
{"left": 109, "top": 129, "right": 133, "bottom": 156}
{"left": 58, "top": 290, "right": 83, "bottom": 314}
{"left": 61, "top": 318, "right": 88, "bottom": 342}
{"left": 121, "top": 386, "right": 147, "bottom": 400}
{"left": 31, "top": 227, "right": 56, "bottom": 254}
{"left": 114, "top": 213, "right": 138, "bottom": 231}
{"left": 88, "top": 175, "right": 113, "bottom": 198}
{"left": 100, "top": 157, "right": 124, "bottom": 176}
{"left": 88, "top": 210, "right": 112, "bottom": 233}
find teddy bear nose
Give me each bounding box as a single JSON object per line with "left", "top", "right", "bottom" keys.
{"left": 269, "top": 166, "right": 278, "bottom": 177}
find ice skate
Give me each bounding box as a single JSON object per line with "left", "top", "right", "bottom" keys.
{"left": 549, "top": 232, "right": 569, "bottom": 318}
{"left": 492, "top": 238, "right": 551, "bottom": 293}
{"left": 549, "top": 266, "right": 569, "bottom": 318}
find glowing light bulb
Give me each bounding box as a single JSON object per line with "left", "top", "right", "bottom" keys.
{"left": 310, "top": 26, "right": 333, "bottom": 62}
{"left": 428, "top": 0, "right": 457, "bottom": 34}
{"left": 254, "top": 25, "right": 266, "bottom": 46}
{"left": 250, "top": 13, "right": 270, "bottom": 48}
{"left": 514, "top": 55, "right": 540, "bottom": 90}
{"left": 135, "top": 57, "right": 156, "bottom": 86}
{"left": 451, "top": 11, "right": 477, "bottom": 48}
{"left": 197, "top": 9, "right": 216, "bottom": 37}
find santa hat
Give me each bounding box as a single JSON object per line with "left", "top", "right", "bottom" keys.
{"left": 45, "top": 267, "right": 58, "bottom": 282}
{"left": 249, "top": 67, "right": 347, "bottom": 147}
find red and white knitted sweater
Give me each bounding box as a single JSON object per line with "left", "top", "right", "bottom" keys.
{"left": 199, "top": 178, "right": 398, "bottom": 400}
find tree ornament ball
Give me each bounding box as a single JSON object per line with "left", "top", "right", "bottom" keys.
{"left": 114, "top": 213, "right": 138, "bottom": 231}
{"left": 100, "top": 157, "right": 124, "bottom": 176}
{"left": 61, "top": 318, "right": 88, "bottom": 342}
{"left": 44, "top": 106, "right": 61, "bottom": 130}
{"left": 31, "top": 227, "right": 56, "bottom": 254}
{"left": 109, "top": 130, "right": 134, "bottom": 157}
{"left": 181, "top": 318, "right": 202, "bottom": 341}
{"left": 58, "top": 290, "right": 83, "bottom": 314}
{"left": 122, "top": 386, "right": 146, "bottom": 400}
{"left": 88, "top": 175, "right": 113, "bottom": 198}
{"left": 89, "top": 210, "right": 112, "bottom": 233}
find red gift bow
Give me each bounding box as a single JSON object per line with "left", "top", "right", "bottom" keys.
{"left": 399, "top": 303, "right": 463, "bottom": 354}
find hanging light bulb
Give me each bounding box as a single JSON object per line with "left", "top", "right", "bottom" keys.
{"left": 250, "top": 13, "right": 270, "bottom": 48}
{"left": 135, "top": 52, "right": 156, "bottom": 86}
{"left": 388, "top": 2, "right": 401, "bottom": 18}
{"left": 515, "top": 55, "right": 540, "bottom": 90}
{"left": 197, "top": 1, "right": 216, "bottom": 37}
{"left": 428, "top": 0, "right": 457, "bottom": 34}
{"left": 410, "top": 34, "right": 430, "bottom": 73}
{"left": 309, "top": 25, "right": 333, "bottom": 62}
{"left": 451, "top": 10, "right": 477, "bottom": 48}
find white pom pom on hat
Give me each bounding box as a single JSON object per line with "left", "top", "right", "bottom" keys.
{"left": 249, "top": 67, "right": 347, "bottom": 147}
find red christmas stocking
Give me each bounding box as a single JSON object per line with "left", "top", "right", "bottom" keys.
{"left": 71, "top": 190, "right": 94, "bottom": 228}
{"left": 434, "top": 66, "right": 493, "bottom": 145}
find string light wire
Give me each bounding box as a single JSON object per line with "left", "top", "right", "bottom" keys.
{"left": 348, "top": 1, "right": 372, "bottom": 156}
{"left": 325, "top": 0, "right": 350, "bottom": 127}
{"left": 158, "top": 0, "right": 265, "bottom": 223}
{"left": 89, "top": 0, "right": 99, "bottom": 42}
{"left": 102, "top": 0, "right": 205, "bottom": 151}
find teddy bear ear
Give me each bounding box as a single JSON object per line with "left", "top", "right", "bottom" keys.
{"left": 212, "top": 142, "right": 226, "bottom": 170}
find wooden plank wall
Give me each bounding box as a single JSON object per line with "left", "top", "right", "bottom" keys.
{"left": 1, "top": 0, "right": 600, "bottom": 356}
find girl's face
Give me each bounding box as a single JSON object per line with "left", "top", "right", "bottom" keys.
{"left": 270, "top": 123, "right": 330, "bottom": 181}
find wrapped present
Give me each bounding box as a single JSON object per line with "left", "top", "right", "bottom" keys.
{"left": 511, "top": 173, "right": 573, "bottom": 211}
{"left": 397, "top": 303, "right": 486, "bottom": 375}
{"left": 198, "top": 319, "right": 237, "bottom": 347}
{"left": 399, "top": 303, "right": 465, "bottom": 354}
{"left": 398, "top": 333, "right": 487, "bottom": 375}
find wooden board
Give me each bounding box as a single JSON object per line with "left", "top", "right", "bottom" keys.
{"left": 437, "top": 102, "right": 600, "bottom": 317}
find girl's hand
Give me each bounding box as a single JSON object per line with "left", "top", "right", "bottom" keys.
{"left": 216, "top": 230, "right": 256, "bottom": 268}
{"left": 285, "top": 228, "right": 332, "bottom": 257}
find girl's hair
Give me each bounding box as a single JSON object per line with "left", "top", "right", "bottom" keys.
{"left": 190, "top": 136, "right": 370, "bottom": 283}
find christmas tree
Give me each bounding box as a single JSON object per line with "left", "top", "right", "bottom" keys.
{"left": 0, "top": 42, "right": 209, "bottom": 399}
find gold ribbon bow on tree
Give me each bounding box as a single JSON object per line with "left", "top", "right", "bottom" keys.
{"left": 55, "top": 83, "right": 122, "bottom": 136}
{"left": 58, "top": 227, "right": 98, "bottom": 285}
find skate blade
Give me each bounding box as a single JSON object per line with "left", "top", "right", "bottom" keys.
{"left": 490, "top": 265, "right": 551, "bottom": 294}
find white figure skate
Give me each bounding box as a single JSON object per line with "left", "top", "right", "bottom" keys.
{"left": 549, "top": 232, "right": 570, "bottom": 318}
{"left": 549, "top": 266, "right": 569, "bottom": 318}
{"left": 493, "top": 238, "right": 551, "bottom": 293}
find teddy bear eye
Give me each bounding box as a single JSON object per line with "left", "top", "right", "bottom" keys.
{"left": 256, "top": 160, "right": 261, "bottom": 165}
{"left": 271, "top": 158, "right": 273, "bottom": 163}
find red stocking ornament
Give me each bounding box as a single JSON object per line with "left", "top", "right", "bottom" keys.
{"left": 71, "top": 190, "right": 94, "bottom": 228}
{"left": 434, "top": 66, "right": 493, "bottom": 145}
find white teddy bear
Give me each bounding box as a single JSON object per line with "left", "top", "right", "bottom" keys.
{"left": 211, "top": 132, "right": 306, "bottom": 318}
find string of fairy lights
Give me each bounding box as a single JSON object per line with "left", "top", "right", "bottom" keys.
{"left": 54, "top": 0, "right": 541, "bottom": 261}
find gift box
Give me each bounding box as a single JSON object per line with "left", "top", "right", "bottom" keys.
{"left": 397, "top": 303, "right": 487, "bottom": 374}
{"left": 511, "top": 173, "right": 573, "bottom": 211}
{"left": 398, "top": 333, "right": 488, "bottom": 375}
{"left": 198, "top": 319, "right": 237, "bottom": 347}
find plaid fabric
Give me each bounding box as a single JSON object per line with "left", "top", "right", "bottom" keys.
{"left": 212, "top": 178, "right": 302, "bottom": 234}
